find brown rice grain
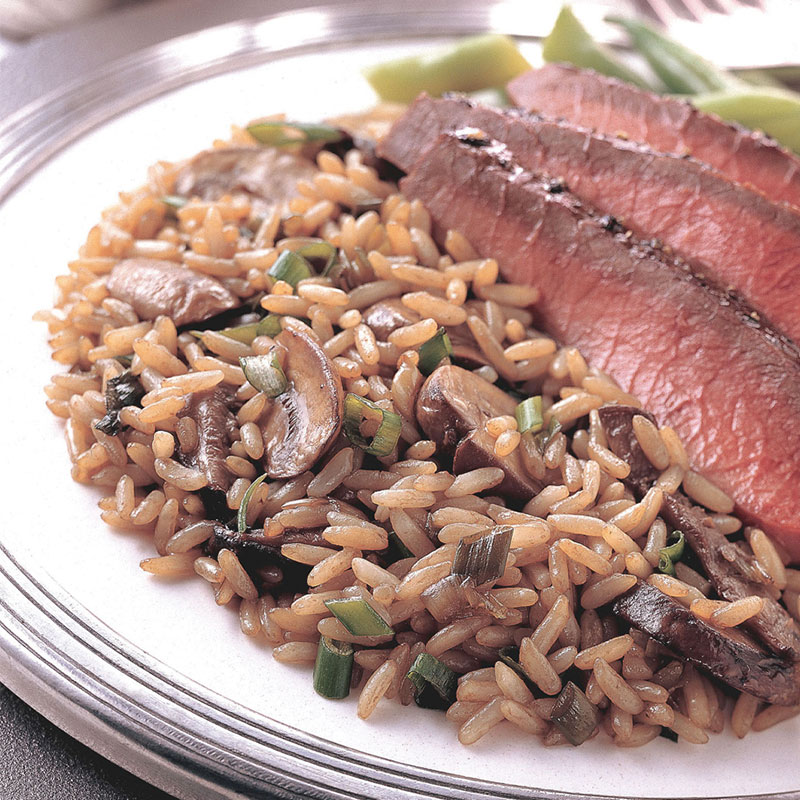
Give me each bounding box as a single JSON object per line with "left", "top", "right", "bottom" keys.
{"left": 458, "top": 697, "right": 505, "bottom": 745}
{"left": 427, "top": 616, "right": 491, "bottom": 657}
{"left": 752, "top": 703, "right": 800, "bottom": 732}
{"left": 669, "top": 710, "right": 710, "bottom": 744}
{"left": 581, "top": 574, "right": 637, "bottom": 609}
{"left": 711, "top": 595, "right": 765, "bottom": 627}
{"left": 193, "top": 556, "right": 223, "bottom": 584}
{"left": 632, "top": 415, "right": 670, "bottom": 470}
{"left": 593, "top": 658, "right": 644, "bottom": 715}
{"left": 574, "top": 635, "right": 634, "bottom": 671}
{"left": 683, "top": 470, "right": 735, "bottom": 513}
{"left": 749, "top": 529, "right": 788, "bottom": 589}
{"left": 217, "top": 548, "right": 259, "bottom": 600}
{"left": 444, "top": 467, "right": 504, "bottom": 498}
{"left": 660, "top": 426, "right": 689, "bottom": 470}
{"left": 140, "top": 553, "right": 196, "bottom": 578}
{"left": 130, "top": 490, "right": 166, "bottom": 525}
{"left": 273, "top": 642, "right": 318, "bottom": 664}
{"left": 557, "top": 539, "right": 613, "bottom": 575}
{"left": 519, "top": 637, "right": 562, "bottom": 695}
{"left": 587, "top": 440, "right": 631, "bottom": 479}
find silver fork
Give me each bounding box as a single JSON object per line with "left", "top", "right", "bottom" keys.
{"left": 630, "top": 0, "right": 798, "bottom": 69}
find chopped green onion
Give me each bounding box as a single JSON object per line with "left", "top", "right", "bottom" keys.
{"left": 534, "top": 416, "right": 562, "bottom": 453}
{"left": 114, "top": 354, "right": 133, "bottom": 367}
{"left": 364, "top": 34, "right": 531, "bottom": 104}
{"left": 388, "top": 531, "right": 414, "bottom": 561}
{"left": 418, "top": 327, "right": 453, "bottom": 375}
{"left": 94, "top": 369, "right": 145, "bottom": 435}
{"left": 323, "top": 597, "right": 394, "bottom": 637}
{"left": 515, "top": 396, "right": 544, "bottom": 434}
{"left": 452, "top": 526, "right": 513, "bottom": 587}
{"left": 161, "top": 194, "right": 188, "bottom": 209}
{"left": 267, "top": 250, "right": 313, "bottom": 288}
{"left": 498, "top": 646, "right": 537, "bottom": 691}
{"left": 342, "top": 393, "right": 402, "bottom": 457}
{"left": 313, "top": 637, "right": 354, "bottom": 699}
{"left": 296, "top": 240, "right": 337, "bottom": 275}
{"left": 237, "top": 472, "right": 269, "bottom": 533}
{"left": 247, "top": 120, "right": 344, "bottom": 148}
{"left": 407, "top": 653, "right": 457, "bottom": 710}
{"left": 239, "top": 351, "right": 288, "bottom": 398}
{"left": 658, "top": 530, "right": 685, "bottom": 576}
{"left": 218, "top": 314, "right": 282, "bottom": 344}
{"left": 550, "top": 681, "right": 599, "bottom": 746}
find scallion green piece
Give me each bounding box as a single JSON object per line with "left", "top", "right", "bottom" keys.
{"left": 161, "top": 194, "right": 188, "bottom": 209}
{"left": 239, "top": 351, "right": 288, "bottom": 398}
{"left": 550, "top": 681, "right": 599, "bottom": 746}
{"left": 296, "top": 240, "right": 337, "bottom": 275}
{"left": 452, "top": 526, "right": 513, "bottom": 587}
{"left": 218, "top": 314, "right": 282, "bottom": 344}
{"left": 417, "top": 327, "right": 453, "bottom": 375}
{"left": 247, "top": 120, "right": 344, "bottom": 148}
{"left": 534, "top": 416, "right": 562, "bottom": 453}
{"left": 515, "top": 396, "right": 544, "bottom": 434}
{"left": 323, "top": 597, "right": 394, "bottom": 637}
{"left": 267, "top": 250, "right": 313, "bottom": 288}
{"left": 388, "top": 531, "right": 414, "bottom": 561}
{"left": 342, "top": 393, "right": 402, "bottom": 457}
{"left": 237, "top": 472, "right": 269, "bottom": 533}
{"left": 407, "top": 653, "right": 457, "bottom": 710}
{"left": 658, "top": 530, "right": 685, "bottom": 576}
{"left": 497, "top": 646, "right": 537, "bottom": 691}
{"left": 313, "top": 637, "right": 354, "bottom": 699}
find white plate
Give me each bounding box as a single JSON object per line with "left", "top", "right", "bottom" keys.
{"left": 0, "top": 3, "right": 797, "bottom": 798}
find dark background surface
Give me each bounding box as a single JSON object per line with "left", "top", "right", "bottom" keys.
{"left": 0, "top": 682, "right": 174, "bottom": 799}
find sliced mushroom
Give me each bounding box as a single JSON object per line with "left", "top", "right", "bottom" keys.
{"left": 177, "top": 388, "right": 238, "bottom": 493}
{"left": 206, "top": 522, "right": 325, "bottom": 594}
{"left": 362, "top": 298, "right": 420, "bottom": 341}
{"left": 106, "top": 259, "right": 237, "bottom": 326}
{"left": 416, "top": 364, "right": 542, "bottom": 500}
{"left": 174, "top": 146, "right": 317, "bottom": 218}
{"left": 614, "top": 581, "right": 800, "bottom": 706}
{"left": 599, "top": 404, "right": 800, "bottom": 660}
{"left": 260, "top": 325, "right": 343, "bottom": 479}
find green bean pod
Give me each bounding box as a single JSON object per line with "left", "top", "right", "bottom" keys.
{"left": 542, "top": 6, "right": 652, "bottom": 90}
{"left": 364, "top": 34, "right": 531, "bottom": 104}
{"left": 605, "top": 15, "right": 740, "bottom": 95}
{"left": 693, "top": 87, "right": 800, "bottom": 154}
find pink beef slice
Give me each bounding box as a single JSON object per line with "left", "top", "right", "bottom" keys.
{"left": 399, "top": 131, "right": 800, "bottom": 563}
{"left": 506, "top": 64, "right": 800, "bottom": 211}
{"left": 378, "top": 93, "right": 800, "bottom": 344}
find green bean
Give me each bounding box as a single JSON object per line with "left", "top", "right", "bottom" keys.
{"left": 605, "top": 15, "right": 740, "bottom": 95}
{"left": 693, "top": 87, "right": 800, "bottom": 154}
{"left": 364, "top": 34, "right": 531, "bottom": 104}
{"left": 542, "top": 6, "right": 652, "bottom": 90}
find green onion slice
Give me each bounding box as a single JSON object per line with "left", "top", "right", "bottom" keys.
{"left": 237, "top": 472, "right": 269, "bottom": 533}
{"left": 452, "top": 525, "right": 513, "bottom": 587}
{"left": 218, "top": 315, "right": 282, "bottom": 344}
{"left": 388, "top": 531, "right": 414, "bottom": 561}
{"left": 323, "top": 597, "right": 394, "bottom": 637}
{"left": 498, "top": 646, "right": 538, "bottom": 691}
{"left": 313, "top": 637, "right": 354, "bottom": 699}
{"left": 342, "top": 393, "right": 402, "bottom": 457}
{"left": 296, "top": 240, "right": 337, "bottom": 275}
{"left": 515, "top": 396, "right": 544, "bottom": 434}
{"left": 267, "top": 250, "right": 313, "bottom": 288}
{"left": 550, "top": 681, "right": 599, "bottom": 746}
{"left": 407, "top": 653, "right": 457, "bottom": 710}
{"left": 239, "top": 351, "right": 288, "bottom": 398}
{"left": 418, "top": 327, "right": 453, "bottom": 375}
{"left": 534, "top": 416, "right": 562, "bottom": 453}
{"left": 161, "top": 194, "right": 188, "bottom": 209}
{"left": 658, "top": 530, "right": 685, "bottom": 576}
{"left": 247, "top": 120, "right": 345, "bottom": 148}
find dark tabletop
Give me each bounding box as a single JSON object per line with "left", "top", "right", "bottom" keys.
{"left": 0, "top": 682, "right": 174, "bottom": 799}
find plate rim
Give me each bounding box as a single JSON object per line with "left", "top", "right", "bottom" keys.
{"left": 1, "top": 3, "right": 798, "bottom": 799}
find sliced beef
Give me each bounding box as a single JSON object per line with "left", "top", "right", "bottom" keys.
{"left": 379, "top": 93, "right": 800, "bottom": 344}
{"left": 506, "top": 64, "right": 800, "bottom": 210}
{"left": 174, "top": 146, "right": 317, "bottom": 218}
{"left": 416, "top": 365, "right": 541, "bottom": 501}
{"left": 177, "top": 388, "right": 238, "bottom": 493}
{"left": 598, "top": 405, "right": 800, "bottom": 661}
{"left": 399, "top": 132, "right": 800, "bottom": 564}
{"left": 614, "top": 581, "right": 800, "bottom": 706}
{"left": 106, "top": 259, "right": 237, "bottom": 326}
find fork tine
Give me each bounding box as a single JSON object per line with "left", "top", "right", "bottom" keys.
{"left": 633, "top": 0, "right": 698, "bottom": 25}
